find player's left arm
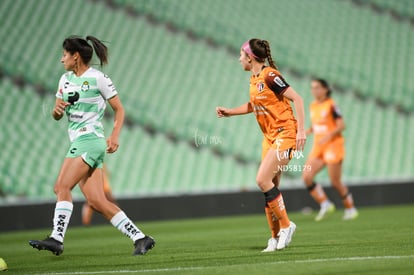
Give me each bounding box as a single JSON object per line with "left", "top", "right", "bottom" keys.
{"left": 107, "top": 95, "right": 125, "bottom": 153}
{"left": 330, "top": 117, "right": 346, "bottom": 137}
{"left": 99, "top": 74, "right": 124, "bottom": 154}
{"left": 265, "top": 70, "right": 306, "bottom": 151}
{"left": 319, "top": 105, "right": 345, "bottom": 145}
{"left": 283, "top": 87, "right": 306, "bottom": 151}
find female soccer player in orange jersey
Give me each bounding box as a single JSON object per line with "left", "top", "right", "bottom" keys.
{"left": 216, "top": 39, "right": 306, "bottom": 252}
{"left": 302, "top": 79, "right": 358, "bottom": 221}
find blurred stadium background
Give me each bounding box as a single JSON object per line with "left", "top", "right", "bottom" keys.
{"left": 0, "top": 0, "right": 413, "bottom": 227}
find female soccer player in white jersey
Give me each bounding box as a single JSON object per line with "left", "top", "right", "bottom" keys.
{"left": 29, "top": 36, "right": 155, "bottom": 256}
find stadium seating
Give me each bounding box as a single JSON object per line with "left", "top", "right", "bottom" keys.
{"left": 0, "top": 0, "right": 412, "bottom": 201}
{"left": 0, "top": 77, "right": 261, "bottom": 199}
{"left": 356, "top": 0, "right": 414, "bottom": 18}
{"left": 111, "top": 0, "right": 413, "bottom": 111}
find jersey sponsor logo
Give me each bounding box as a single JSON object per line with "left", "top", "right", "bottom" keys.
{"left": 252, "top": 104, "right": 268, "bottom": 115}
{"left": 81, "top": 81, "right": 89, "bottom": 92}
{"left": 313, "top": 124, "right": 328, "bottom": 134}
{"left": 273, "top": 76, "right": 286, "bottom": 88}
{"left": 108, "top": 83, "right": 116, "bottom": 92}
{"left": 256, "top": 82, "right": 265, "bottom": 92}
{"left": 70, "top": 114, "right": 83, "bottom": 119}
{"left": 67, "top": 91, "right": 80, "bottom": 105}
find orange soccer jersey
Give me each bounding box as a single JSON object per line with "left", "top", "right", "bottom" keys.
{"left": 249, "top": 67, "right": 297, "bottom": 159}
{"left": 309, "top": 98, "right": 345, "bottom": 164}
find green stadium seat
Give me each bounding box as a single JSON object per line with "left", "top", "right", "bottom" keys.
{"left": 0, "top": 0, "right": 412, "bottom": 201}
{"left": 360, "top": 0, "right": 414, "bottom": 17}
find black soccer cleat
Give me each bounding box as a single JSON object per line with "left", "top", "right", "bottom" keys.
{"left": 132, "top": 236, "right": 155, "bottom": 256}
{"left": 29, "top": 237, "right": 64, "bottom": 256}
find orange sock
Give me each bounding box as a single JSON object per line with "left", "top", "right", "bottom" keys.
{"left": 264, "top": 187, "right": 290, "bottom": 228}
{"left": 307, "top": 182, "right": 328, "bottom": 204}
{"left": 82, "top": 202, "right": 94, "bottom": 225}
{"left": 265, "top": 206, "right": 280, "bottom": 238}
{"left": 267, "top": 194, "right": 290, "bottom": 228}
{"left": 342, "top": 192, "right": 355, "bottom": 209}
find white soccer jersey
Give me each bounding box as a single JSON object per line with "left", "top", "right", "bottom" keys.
{"left": 56, "top": 68, "right": 118, "bottom": 142}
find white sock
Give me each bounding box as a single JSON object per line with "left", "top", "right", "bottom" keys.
{"left": 321, "top": 200, "right": 331, "bottom": 209}
{"left": 345, "top": 207, "right": 357, "bottom": 213}
{"left": 50, "top": 201, "right": 73, "bottom": 243}
{"left": 110, "top": 211, "right": 145, "bottom": 242}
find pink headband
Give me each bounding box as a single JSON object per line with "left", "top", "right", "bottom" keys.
{"left": 242, "top": 40, "right": 258, "bottom": 58}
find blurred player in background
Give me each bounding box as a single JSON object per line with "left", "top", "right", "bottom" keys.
{"left": 302, "top": 79, "right": 358, "bottom": 221}
{"left": 216, "top": 39, "right": 306, "bottom": 252}
{"left": 29, "top": 35, "right": 155, "bottom": 256}
{"left": 81, "top": 164, "right": 116, "bottom": 225}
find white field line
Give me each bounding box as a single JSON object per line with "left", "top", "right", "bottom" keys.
{"left": 33, "top": 255, "right": 414, "bottom": 275}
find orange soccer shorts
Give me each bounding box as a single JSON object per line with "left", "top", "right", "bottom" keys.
{"left": 309, "top": 137, "right": 345, "bottom": 164}
{"left": 261, "top": 127, "right": 297, "bottom": 160}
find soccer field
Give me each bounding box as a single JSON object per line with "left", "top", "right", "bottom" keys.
{"left": 0, "top": 204, "right": 413, "bottom": 274}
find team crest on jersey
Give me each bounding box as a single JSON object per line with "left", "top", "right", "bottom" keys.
{"left": 256, "top": 82, "right": 265, "bottom": 93}
{"left": 81, "top": 81, "right": 89, "bottom": 92}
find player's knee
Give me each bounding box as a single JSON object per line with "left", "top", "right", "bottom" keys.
{"left": 256, "top": 175, "right": 270, "bottom": 191}
{"left": 256, "top": 175, "right": 263, "bottom": 186}
{"left": 302, "top": 172, "right": 313, "bottom": 185}
{"left": 53, "top": 181, "right": 69, "bottom": 195}
{"left": 53, "top": 185, "right": 59, "bottom": 195}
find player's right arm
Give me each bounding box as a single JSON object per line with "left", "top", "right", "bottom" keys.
{"left": 216, "top": 102, "right": 253, "bottom": 117}
{"left": 52, "top": 98, "right": 69, "bottom": 120}
{"left": 53, "top": 75, "right": 70, "bottom": 120}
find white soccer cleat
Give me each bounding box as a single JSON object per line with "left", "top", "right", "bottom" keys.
{"left": 315, "top": 201, "right": 336, "bottom": 221}
{"left": 343, "top": 208, "right": 359, "bottom": 220}
{"left": 276, "top": 222, "right": 296, "bottom": 250}
{"left": 262, "top": 237, "right": 278, "bottom": 252}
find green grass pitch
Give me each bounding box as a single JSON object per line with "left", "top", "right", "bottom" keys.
{"left": 0, "top": 204, "right": 413, "bottom": 274}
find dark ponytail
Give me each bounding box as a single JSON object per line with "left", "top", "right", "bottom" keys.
{"left": 314, "top": 78, "right": 332, "bottom": 97}
{"left": 249, "top": 39, "right": 278, "bottom": 69}
{"left": 86, "top": 36, "right": 108, "bottom": 66}
{"left": 62, "top": 35, "right": 108, "bottom": 67}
